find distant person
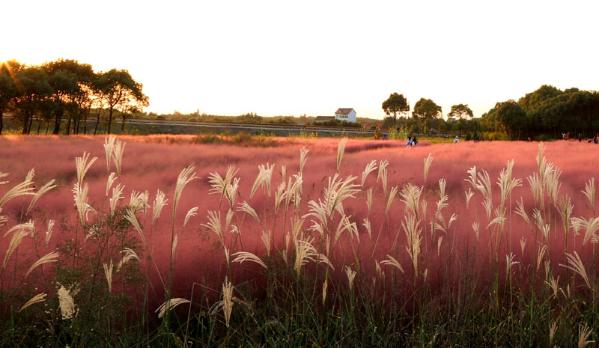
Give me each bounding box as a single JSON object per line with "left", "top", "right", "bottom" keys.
{"left": 453, "top": 136, "right": 460, "bottom": 143}
{"left": 593, "top": 133, "right": 599, "bottom": 144}
{"left": 406, "top": 136, "right": 413, "bottom": 147}
{"left": 578, "top": 133, "right": 583, "bottom": 142}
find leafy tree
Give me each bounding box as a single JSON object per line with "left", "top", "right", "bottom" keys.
{"left": 96, "top": 69, "right": 148, "bottom": 134}
{"left": 412, "top": 98, "right": 442, "bottom": 134}
{"left": 13, "top": 66, "right": 53, "bottom": 134}
{"left": 486, "top": 101, "right": 527, "bottom": 139}
{"left": 447, "top": 104, "right": 473, "bottom": 120}
{"left": 382, "top": 93, "right": 410, "bottom": 121}
{"left": 0, "top": 61, "right": 20, "bottom": 134}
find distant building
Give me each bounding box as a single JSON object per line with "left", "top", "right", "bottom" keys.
{"left": 335, "top": 108, "right": 357, "bottom": 123}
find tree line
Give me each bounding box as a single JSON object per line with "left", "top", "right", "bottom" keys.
{"left": 382, "top": 86, "right": 599, "bottom": 140}
{"left": 0, "top": 59, "right": 148, "bottom": 135}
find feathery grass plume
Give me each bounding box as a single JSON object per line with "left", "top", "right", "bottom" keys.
{"left": 19, "top": 292, "right": 47, "bottom": 312}
{"left": 152, "top": 189, "right": 168, "bottom": 225}
{"left": 104, "top": 135, "right": 117, "bottom": 171}
{"left": 434, "top": 213, "right": 458, "bottom": 234}
{"left": 279, "top": 164, "right": 287, "bottom": 181}
{"left": 582, "top": 177, "right": 596, "bottom": 212}
{"left": 487, "top": 207, "right": 506, "bottom": 231}
{"left": 380, "top": 254, "right": 404, "bottom": 273}
{"left": 202, "top": 210, "right": 223, "bottom": 244}
{"left": 0, "top": 212, "right": 6, "bottom": 228}
{"left": 520, "top": 237, "right": 526, "bottom": 255}
{"left": 472, "top": 221, "right": 480, "bottom": 240}
{"left": 105, "top": 172, "right": 117, "bottom": 196}
{"left": 3, "top": 220, "right": 35, "bottom": 238}
{"left": 423, "top": 153, "right": 434, "bottom": 183}
{"left": 545, "top": 273, "right": 560, "bottom": 299}
{"left": 174, "top": 165, "right": 198, "bottom": 212}
{"left": 109, "top": 183, "right": 124, "bottom": 217}
{"left": 299, "top": 146, "right": 309, "bottom": 173}
{"left": 549, "top": 322, "right": 558, "bottom": 346}
{"left": 250, "top": 163, "right": 274, "bottom": 199}
{"left": 537, "top": 244, "right": 547, "bottom": 271}
{"left": 261, "top": 230, "right": 271, "bottom": 256}
{"left": 362, "top": 218, "right": 372, "bottom": 239}
{"left": 73, "top": 183, "right": 94, "bottom": 226}
{"left": 557, "top": 195, "right": 573, "bottom": 236}
{"left": 536, "top": 142, "right": 546, "bottom": 173}
{"left": 221, "top": 278, "right": 234, "bottom": 327}
{"left": 527, "top": 173, "right": 544, "bottom": 210}
{"left": 124, "top": 208, "right": 146, "bottom": 245}
{"left": 533, "top": 209, "right": 551, "bottom": 241}
{"left": 336, "top": 138, "right": 348, "bottom": 171}
{"left": 366, "top": 188, "right": 373, "bottom": 213}
{"left": 505, "top": 252, "right": 519, "bottom": 280}
{"left": 375, "top": 260, "right": 385, "bottom": 279}
{"left": 0, "top": 172, "right": 8, "bottom": 185}
{"left": 322, "top": 278, "right": 328, "bottom": 305}
{"left": 117, "top": 247, "right": 139, "bottom": 272}
{"left": 544, "top": 163, "right": 562, "bottom": 206}
{"left": 237, "top": 201, "right": 260, "bottom": 223}
{"left": 103, "top": 259, "right": 114, "bottom": 293}
{"left": 345, "top": 265, "right": 357, "bottom": 290}
{"left": 400, "top": 183, "right": 423, "bottom": 217}
{"left": 112, "top": 138, "right": 126, "bottom": 175}
{"left": 293, "top": 238, "right": 330, "bottom": 275}
{"left": 232, "top": 251, "right": 267, "bottom": 269}
{"left": 560, "top": 251, "right": 592, "bottom": 291}
{"left": 466, "top": 166, "right": 493, "bottom": 218}
{"left": 45, "top": 219, "right": 54, "bottom": 246}
{"left": 0, "top": 169, "right": 36, "bottom": 208}
{"left": 25, "top": 251, "right": 59, "bottom": 277}
{"left": 465, "top": 187, "right": 474, "bottom": 209}
{"left": 377, "top": 160, "right": 389, "bottom": 194}
{"left": 290, "top": 215, "right": 305, "bottom": 241}
{"left": 129, "top": 190, "right": 150, "bottom": 213}
{"left": 385, "top": 186, "right": 398, "bottom": 215}
{"left": 155, "top": 298, "right": 190, "bottom": 319}
{"left": 208, "top": 165, "right": 238, "bottom": 199}
{"left": 3, "top": 227, "right": 33, "bottom": 269}
{"left": 75, "top": 152, "right": 97, "bottom": 187}
{"left": 571, "top": 217, "right": 599, "bottom": 245}
{"left": 57, "top": 283, "right": 79, "bottom": 320}
{"left": 578, "top": 323, "right": 594, "bottom": 348}
{"left": 182, "top": 206, "right": 198, "bottom": 227}
{"left": 26, "top": 179, "right": 57, "bottom": 215}
{"left": 403, "top": 213, "right": 422, "bottom": 276}
{"left": 514, "top": 198, "right": 530, "bottom": 225}
{"left": 318, "top": 174, "right": 360, "bottom": 217}
{"left": 334, "top": 214, "right": 359, "bottom": 243}
{"left": 225, "top": 177, "right": 240, "bottom": 207}
{"left": 497, "top": 159, "right": 521, "bottom": 209}
{"left": 361, "top": 160, "right": 378, "bottom": 186}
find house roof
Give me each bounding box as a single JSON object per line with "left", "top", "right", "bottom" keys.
{"left": 335, "top": 108, "right": 354, "bottom": 115}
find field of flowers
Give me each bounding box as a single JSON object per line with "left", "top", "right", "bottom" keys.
{"left": 0, "top": 134, "right": 598, "bottom": 346}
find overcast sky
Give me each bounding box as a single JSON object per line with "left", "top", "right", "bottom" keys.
{"left": 2, "top": 0, "right": 598, "bottom": 118}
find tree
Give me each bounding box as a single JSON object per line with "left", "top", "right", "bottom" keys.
{"left": 412, "top": 98, "right": 442, "bottom": 134}
{"left": 43, "top": 59, "right": 96, "bottom": 134}
{"left": 382, "top": 93, "right": 410, "bottom": 121}
{"left": 488, "top": 101, "right": 527, "bottom": 139}
{"left": 96, "top": 69, "right": 148, "bottom": 134}
{"left": 447, "top": 104, "right": 473, "bottom": 120}
{"left": 13, "top": 66, "right": 53, "bottom": 134}
{"left": 0, "top": 61, "right": 20, "bottom": 134}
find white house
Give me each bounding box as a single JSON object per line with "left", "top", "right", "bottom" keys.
{"left": 334, "top": 108, "right": 357, "bottom": 123}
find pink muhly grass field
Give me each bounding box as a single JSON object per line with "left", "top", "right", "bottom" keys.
{"left": 1, "top": 135, "right": 598, "bottom": 310}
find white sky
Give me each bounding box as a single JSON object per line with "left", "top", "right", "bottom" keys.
{"left": 2, "top": 0, "right": 598, "bottom": 118}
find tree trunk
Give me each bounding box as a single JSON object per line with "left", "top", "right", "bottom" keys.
{"left": 22, "top": 114, "right": 29, "bottom": 134}
{"left": 121, "top": 115, "right": 126, "bottom": 131}
{"left": 45, "top": 121, "right": 49, "bottom": 134}
{"left": 27, "top": 114, "right": 34, "bottom": 134}
{"left": 53, "top": 108, "right": 63, "bottom": 135}
{"left": 65, "top": 115, "right": 72, "bottom": 135}
{"left": 94, "top": 111, "right": 101, "bottom": 135}
{"left": 107, "top": 107, "right": 114, "bottom": 134}
{"left": 36, "top": 119, "right": 41, "bottom": 134}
